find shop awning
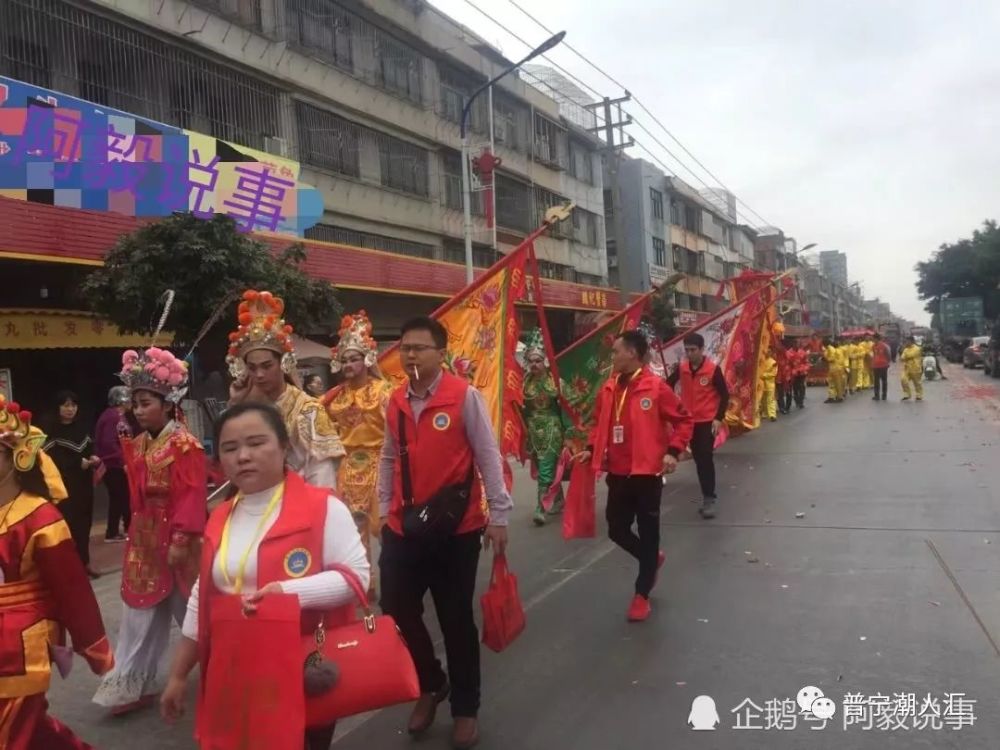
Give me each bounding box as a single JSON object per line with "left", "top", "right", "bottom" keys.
{"left": 0, "top": 309, "right": 173, "bottom": 350}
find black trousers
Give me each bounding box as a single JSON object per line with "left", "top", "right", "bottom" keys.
{"left": 792, "top": 375, "right": 807, "bottom": 407}
{"left": 873, "top": 367, "right": 888, "bottom": 399}
{"left": 606, "top": 474, "right": 663, "bottom": 598}
{"left": 689, "top": 421, "right": 717, "bottom": 499}
{"left": 380, "top": 527, "right": 482, "bottom": 717}
{"left": 777, "top": 382, "right": 792, "bottom": 412}
{"left": 59, "top": 483, "right": 94, "bottom": 566}
{"left": 304, "top": 725, "right": 336, "bottom": 749}
{"left": 103, "top": 467, "right": 131, "bottom": 538}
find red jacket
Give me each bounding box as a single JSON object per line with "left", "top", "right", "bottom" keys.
{"left": 589, "top": 368, "right": 694, "bottom": 476}
{"left": 678, "top": 359, "right": 722, "bottom": 422}
{"left": 384, "top": 372, "right": 487, "bottom": 535}
{"left": 872, "top": 342, "right": 891, "bottom": 369}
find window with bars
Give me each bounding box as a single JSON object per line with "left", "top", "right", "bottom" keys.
{"left": 535, "top": 187, "right": 569, "bottom": 238}
{"left": 375, "top": 33, "right": 422, "bottom": 103}
{"left": 305, "top": 223, "right": 435, "bottom": 259}
{"left": 0, "top": 0, "right": 282, "bottom": 150}
{"left": 652, "top": 237, "right": 667, "bottom": 266}
{"left": 604, "top": 189, "right": 614, "bottom": 219}
{"left": 296, "top": 102, "right": 361, "bottom": 178}
{"left": 441, "top": 151, "right": 483, "bottom": 215}
{"left": 492, "top": 93, "right": 528, "bottom": 153}
{"left": 535, "top": 259, "right": 573, "bottom": 281}
{"left": 670, "top": 198, "right": 682, "bottom": 226}
{"left": 190, "top": 0, "right": 262, "bottom": 32}
{"left": 575, "top": 271, "right": 604, "bottom": 286}
{"left": 571, "top": 209, "right": 599, "bottom": 247}
{"left": 495, "top": 175, "right": 532, "bottom": 233}
{"left": 533, "top": 114, "right": 566, "bottom": 168}
{"left": 438, "top": 66, "right": 487, "bottom": 133}
{"left": 377, "top": 132, "right": 429, "bottom": 197}
{"left": 443, "top": 241, "right": 500, "bottom": 268}
{"left": 283, "top": 0, "right": 353, "bottom": 71}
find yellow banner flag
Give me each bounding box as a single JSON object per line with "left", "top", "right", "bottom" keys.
{"left": 380, "top": 246, "right": 530, "bottom": 458}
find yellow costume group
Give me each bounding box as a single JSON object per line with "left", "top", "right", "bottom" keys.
{"left": 824, "top": 338, "right": 877, "bottom": 402}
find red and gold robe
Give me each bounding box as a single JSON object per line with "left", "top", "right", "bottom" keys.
{"left": 120, "top": 422, "right": 207, "bottom": 609}
{"left": 0, "top": 492, "right": 113, "bottom": 749}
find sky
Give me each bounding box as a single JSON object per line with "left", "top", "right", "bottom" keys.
{"left": 428, "top": 0, "right": 1000, "bottom": 324}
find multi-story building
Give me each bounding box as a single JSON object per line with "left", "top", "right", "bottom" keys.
{"left": 602, "top": 157, "right": 754, "bottom": 326}
{"left": 752, "top": 227, "right": 810, "bottom": 333}
{"left": 0, "top": 0, "right": 612, "bottom": 335}
{"left": 819, "top": 250, "right": 849, "bottom": 288}
{"left": 865, "top": 298, "right": 894, "bottom": 326}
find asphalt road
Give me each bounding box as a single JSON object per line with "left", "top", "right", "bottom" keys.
{"left": 47, "top": 364, "right": 1000, "bottom": 749}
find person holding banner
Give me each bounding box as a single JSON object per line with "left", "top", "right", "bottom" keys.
{"left": 576, "top": 331, "right": 693, "bottom": 623}
{"left": 666, "top": 333, "right": 729, "bottom": 520}
{"left": 518, "top": 328, "right": 571, "bottom": 526}
{"left": 160, "top": 401, "right": 371, "bottom": 750}
{"left": 377, "top": 316, "right": 512, "bottom": 749}
{"left": 226, "top": 289, "right": 345, "bottom": 489}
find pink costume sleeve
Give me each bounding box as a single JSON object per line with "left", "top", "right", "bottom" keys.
{"left": 168, "top": 434, "right": 208, "bottom": 536}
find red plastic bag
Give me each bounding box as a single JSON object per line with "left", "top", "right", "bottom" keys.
{"left": 199, "top": 594, "right": 306, "bottom": 750}
{"left": 480, "top": 554, "right": 526, "bottom": 653}
{"left": 562, "top": 461, "right": 597, "bottom": 539}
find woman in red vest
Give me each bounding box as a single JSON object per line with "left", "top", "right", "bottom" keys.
{"left": 159, "top": 402, "right": 370, "bottom": 750}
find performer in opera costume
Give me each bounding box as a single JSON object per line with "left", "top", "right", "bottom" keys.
{"left": 322, "top": 311, "right": 392, "bottom": 585}
{"left": 0, "top": 395, "right": 114, "bottom": 749}
{"left": 92, "top": 347, "right": 207, "bottom": 715}
{"left": 226, "top": 290, "right": 345, "bottom": 488}
{"left": 517, "top": 328, "right": 570, "bottom": 526}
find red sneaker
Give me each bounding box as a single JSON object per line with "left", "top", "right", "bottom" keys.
{"left": 652, "top": 550, "right": 666, "bottom": 589}
{"left": 627, "top": 594, "right": 651, "bottom": 622}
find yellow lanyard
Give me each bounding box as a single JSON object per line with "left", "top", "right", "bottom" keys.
{"left": 217, "top": 482, "right": 284, "bottom": 594}
{"left": 614, "top": 369, "right": 643, "bottom": 424}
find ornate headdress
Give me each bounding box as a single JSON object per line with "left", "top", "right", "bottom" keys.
{"left": 226, "top": 290, "right": 296, "bottom": 379}
{"left": 330, "top": 310, "right": 377, "bottom": 373}
{"left": 516, "top": 327, "right": 547, "bottom": 368}
{"left": 0, "top": 396, "right": 45, "bottom": 473}
{"left": 118, "top": 347, "right": 190, "bottom": 403}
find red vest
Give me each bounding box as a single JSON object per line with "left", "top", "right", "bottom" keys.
{"left": 872, "top": 342, "right": 891, "bottom": 369}
{"left": 196, "top": 472, "right": 355, "bottom": 735}
{"left": 385, "top": 372, "right": 487, "bottom": 535}
{"left": 678, "top": 359, "right": 722, "bottom": 423}
{"left": 591, "top": 368, "right": 673, "bottom": 476}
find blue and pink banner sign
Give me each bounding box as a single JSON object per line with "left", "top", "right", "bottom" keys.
{"left": 0, "top": 76, "right": 323, "bottom": 236}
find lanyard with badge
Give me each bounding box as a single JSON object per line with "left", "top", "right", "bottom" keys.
{"left": 217, "top": 482, "right": 284, "bottom": 594}
{"left": 612, "top": 369, "right": 643, "bottom": 445}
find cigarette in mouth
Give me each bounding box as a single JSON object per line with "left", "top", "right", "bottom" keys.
{"left": 412, "top": 365, "right": 420, "bottom": 381}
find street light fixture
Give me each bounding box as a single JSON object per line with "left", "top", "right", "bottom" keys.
{"left": 461, "top": 31, "right": 567, "bottom": 283}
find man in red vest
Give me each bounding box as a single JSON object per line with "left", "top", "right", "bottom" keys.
{"left": 377, "top": 317, "right": 512, "bottom": 750}
{"left": 871, "top": 332, "right": 892, "bottom": 401}
{"left": 666, "top": 333, "right": 730, "bottom": 519}
{"left": 575, "top": 330, "right": 693, "bottom": 622}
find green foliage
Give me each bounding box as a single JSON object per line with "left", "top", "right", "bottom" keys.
{"left": 80, "top": 213, "right": 342, "bottom": 348}
{"left": 915, "top": 220, "right": 1000, "bottom": 320}
{"left": 646, "top": 282, "right": 678, "bottom": 341}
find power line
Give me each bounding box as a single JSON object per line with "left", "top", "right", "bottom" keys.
{"left": 504, "top": 0, "right": 776, "bottom": 229}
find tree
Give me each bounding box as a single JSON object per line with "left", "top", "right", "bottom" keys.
{"left": 81, "top": 213, "right": 343, "bottom": 363}
{"left": 915, "top": 220, "right": 1000, "bottom": 321}
{"left": 644, "top": 273, "right": 684, "bottom": 342}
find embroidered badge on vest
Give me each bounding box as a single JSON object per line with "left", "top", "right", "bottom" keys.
{"left": 432, "top": 412, "right": 451, "bottom": 430}
{"left": 639, "top": 397, "right": 653, "bottom": 411}
{"left": 699, "top": 376, "right": 710, "bottom": 386}
{"left": 284, "top": 548, "right": 312, "bottom": 578}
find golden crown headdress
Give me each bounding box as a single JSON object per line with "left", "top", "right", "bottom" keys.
{"left": 0, "top": 395, "right": 46, "bottom": 472}
{"left": 226, "top": 290, "right": 296, "bottom": 379}
{"left": 118, "top": 347, "right": 190, "bottom": 403}
{"left": 330, "top": 310, "right": 377, "bottom": 373}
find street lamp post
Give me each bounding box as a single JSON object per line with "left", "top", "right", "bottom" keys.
{"left": 461, "top": 31, "right": 566, "bottom": 283}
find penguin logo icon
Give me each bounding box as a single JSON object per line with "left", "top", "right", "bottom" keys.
{"left": 688, "top": 695, "right": 719, "bottom": 730}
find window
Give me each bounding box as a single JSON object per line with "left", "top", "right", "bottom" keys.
{"left": 376, "top": 132, "right": 429, "bottom": 197}
{"left": 535, "top": 188, "right": 569, "bottom": 238}
{"left": 650, "top": 188, "right": 664, "bottom": 220}
{"left": 492, "top": 93, "right": 528, "bottom": 152}
{"left": 571, "top": 209, "right": 599, "bottom": 247}
{"left": 533, "top": 114, "right": 566, "bottom": 168}
{"left": 684, "top": 204, "right": 699, "bottom": 232}
{"left": 495, "top": 175, "right": 532, "bottom": 233}
{"left": 672, "top": 244, "right": 684, "bottom": 269}
{"left": 603, "top": 189, "right": 614, "bottom": 219}
{"left": 441, "top": 151, "right": 483, "bottom": 215}
{"left": 439, "top": 66, "right": 486, "bottom": 132}
{"left": 670, "top": 198, "right": 682, "bottom": 226}
{"left": 284, "top": 0, "right": 352, "bottom": 70}
{"left": 568, "top": 139, "right": 594, "bottom": 184}
{"left": 2, "top": 21, "right": 50, "bottom": 88}
{"left": 296, "top": 102, "right": 361, "bottom": 178}
{"left": 652, "top": 237, "right": 667, "bottom": 266}
{"left": 375, "top": 33, "right": 422, "bottom": 103}
{"left": 305, "top": 224, "right": 435, "bottom": 259}
{"left": 190, "top": 0, "right": 262, "bottom": 32}
{"left": 535, "top": 259, "right": 573, "bottom": 281}
{"left": 675, "top": 292, "right": 690, "bottom": 310}
{"left": 575, "top": 271, "right": 604, "bottom": 285}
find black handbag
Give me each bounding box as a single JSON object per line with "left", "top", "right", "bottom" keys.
{"left": 398, "top": 411, "right": 474, "bottom": 538}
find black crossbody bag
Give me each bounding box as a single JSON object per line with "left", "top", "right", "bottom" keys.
{"left": 398, "top": 411, "right": 475, "bottom": 538}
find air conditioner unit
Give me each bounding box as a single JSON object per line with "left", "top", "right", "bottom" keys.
{"left": 264, "top": 136, "right": 289, "bottom": 158}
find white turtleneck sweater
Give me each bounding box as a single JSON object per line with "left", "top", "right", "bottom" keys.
{"left": 181, "top": 484, "right": 370, "bottom": 641}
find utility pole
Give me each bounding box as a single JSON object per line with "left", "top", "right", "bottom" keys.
{"left": 586, "top": 94, "right": 633, "bottom": 307}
